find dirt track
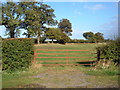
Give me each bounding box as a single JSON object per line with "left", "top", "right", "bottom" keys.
{"left": 18, "top": 66, "right": 119, "bottom": 88}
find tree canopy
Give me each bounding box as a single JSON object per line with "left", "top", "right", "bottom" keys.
{"left": 83, "top": 32, "right": 104, "bottom": 43}
{"left": 58, "top": 19, "right": 72, "bottom": 36}
{"left": 46, "top": 28, "right": 71, "bottom": 44}
{"left": 2, "top": 1, "right": 57, "bottom": 44}
{"left": 2, "top": 2, "right": 22, "bottom": 38}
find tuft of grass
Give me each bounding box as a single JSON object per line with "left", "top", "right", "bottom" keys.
{"left": 85, "top": 69, "right": 119, "bottom": 76}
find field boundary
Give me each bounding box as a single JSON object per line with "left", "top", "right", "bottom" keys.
{"left": 34, "top": 49, "right": 98, "bottom": 66}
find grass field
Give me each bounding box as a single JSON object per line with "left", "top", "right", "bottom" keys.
{"left": 34, "top": 43, "right": 99, "bottom": 65}
{"left": 34, "top": 43, "right": 99, "bottom": 50}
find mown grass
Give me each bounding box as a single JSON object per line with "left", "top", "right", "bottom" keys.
{"left": 34, "top": 43, "right": 99, "bottom": 50}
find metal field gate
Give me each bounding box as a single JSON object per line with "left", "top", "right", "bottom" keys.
{"left": 34, "top": 49, "right": 98, "bottom": 66}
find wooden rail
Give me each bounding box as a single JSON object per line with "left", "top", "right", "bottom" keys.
{"left": 34, "top": 49, "right": 95, "bottom": 51}
{"left": 35, "top": 53, "right": 97, "bottom": 55}
{"left": 34, "top": 49, "right": 97, "bottom": 66}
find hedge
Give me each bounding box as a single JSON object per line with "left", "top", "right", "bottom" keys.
{"left": 96, "top": 38, "right": 120, "bottom": 65}
{"left": 0, "top": 37, "right": 2, "bottom": 66}
{"left": 2, "top": 38, "right": 34, "bottom": 71}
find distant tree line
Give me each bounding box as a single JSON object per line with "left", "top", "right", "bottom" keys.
{"left": 83, "top": 32, "right": 104, "bottom": 43}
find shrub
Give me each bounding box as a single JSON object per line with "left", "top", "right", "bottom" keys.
{"left": 96, "top": 38, "right": 120, "bottom": 66}
{"left": 87, "top": 59, "right": 119, "bottom": 76}
{"left": 2, "top": 38, "right": 34, "bottom": 72}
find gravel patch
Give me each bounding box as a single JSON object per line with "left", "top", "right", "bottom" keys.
{"left": 33, "top": 69, "right": 93, "bottom": 88}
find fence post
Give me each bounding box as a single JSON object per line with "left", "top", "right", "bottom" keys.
{"left": 97, "top": 50, "right": 100, "bottom": 62}
{"left": 33, "top": 50, "right": 36, "bottom": 64}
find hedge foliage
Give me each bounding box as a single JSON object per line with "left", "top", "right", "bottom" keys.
{"left": 0, "top": 37, "right": 2, "bottom": 66}
{"left": 2, "top": 38, "right": 34, "bottom": 71}
{"left": 96, "top": 38, "right": 120, "bottom": 65}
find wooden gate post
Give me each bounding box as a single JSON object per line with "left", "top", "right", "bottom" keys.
{"left": 33, "top": 50, "right": 36, "bottom": 64}
{"left": 97, "top": 50, "right": 100, "bottom": 62}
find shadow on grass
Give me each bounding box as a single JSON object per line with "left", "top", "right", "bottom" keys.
{"left": 77, "top": 61, "right": 97, "bottom": 67}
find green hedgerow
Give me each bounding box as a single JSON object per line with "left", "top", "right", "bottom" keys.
{"left": 96, "top": 37, "right": 120, "bottom": 65}
{"left": 2, "top": 38, "right": 34, "bottom": 72}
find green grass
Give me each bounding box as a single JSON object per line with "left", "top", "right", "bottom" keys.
{"left": 34, "top": 43, "right": 99, "bottom": 50}
{"left": 2, "top": 67, "right": 47, "bottom": 88}
{"left": 34, "top": 43, "right": 98, "bottom": 64}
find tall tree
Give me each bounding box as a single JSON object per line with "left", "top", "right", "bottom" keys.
{"left": 83, "top": 32, "right": 94, "bottom": 40}
{"left": 2, "top": 2, "right": 22, "bottom": 38}
{"left": 58, "top": 19, "right": 72, "bottom": 36}
{"left": 19, "top": 2, "right": 57, "bottom": 44}
{"left": 94, "top": 32, "right": 104, "bottom": 43}
{"left": 2, "top": 1, "right": 57, "bottom": 44}
{"left": 46, "top": 28, "right": 56, "bottom": 43}
{"left": 18, "top": 1, "right": 39, "bottom": 38}
{"left": 46, "top": 28, "right": 71, "bottom": 44}
{"left": 36, "top": 3, "right": 57, "bottom": 44}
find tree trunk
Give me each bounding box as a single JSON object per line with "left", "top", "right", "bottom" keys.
{"left": 10, "top": 30, "right": 15, "bottom": 38}
{"left": 52, "top": 39, "right": 53, "bottom": 43}
{"left": 37, "top": 36, "right": 40, "bottom": 44}
{"left": 28, "top": 34, "right": 30, "bottom": 38}
{"left": 37, "top": 31, "right": 42, "bottom": 44}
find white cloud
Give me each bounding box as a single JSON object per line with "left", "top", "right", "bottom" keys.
{"left": 74, "top": 10, "right": 82, "bottom": 15}
{"left": 77, "top": 11, "right": 81, "bottom": 15}
{"left": 84, "top": 4, "right": 105, "bottom": 11}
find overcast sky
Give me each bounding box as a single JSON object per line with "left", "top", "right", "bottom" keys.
{"left": 0, "top": 1, "right": 118, "bottom": 39}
